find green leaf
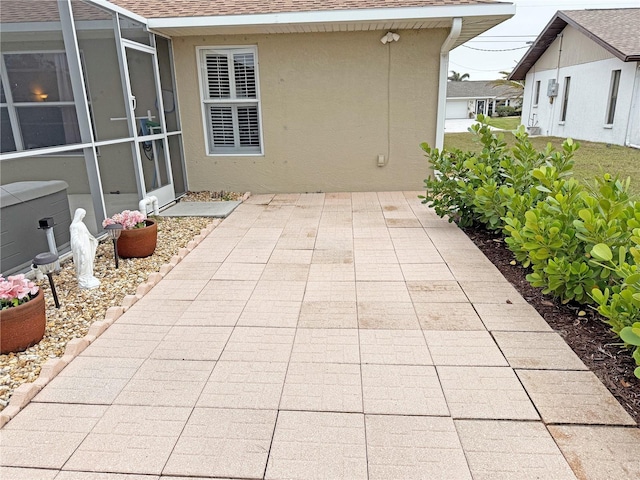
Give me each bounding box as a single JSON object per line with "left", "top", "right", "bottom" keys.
{"left": 634, "top": 366, "right": 640, "bottom": 379}
{"left": 591, "top": 244, "right": 612, "bottom": 262}
{"left": 620, "top": 326, "right": 640, "bottom": 346}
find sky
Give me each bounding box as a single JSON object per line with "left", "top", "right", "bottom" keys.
{"left": 449, "top": 0, "right": 640, "bottom": 80}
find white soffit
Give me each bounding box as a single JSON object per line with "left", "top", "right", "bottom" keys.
{"left": 146, "top": 4, "right": 515, "bottom": 45}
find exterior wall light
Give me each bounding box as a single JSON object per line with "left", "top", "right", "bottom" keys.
{"left": 105, "top": 223, "right": 123, "bottom": 268}
{"left": 380, "top": 32, "right": 400, "bottom": 44}
{"left": 33, "top": 252, "right": 60, "bottom": 308}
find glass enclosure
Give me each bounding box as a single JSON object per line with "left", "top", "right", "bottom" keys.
{"left": 0, "top": 0, "right": 185, "bottom": 234}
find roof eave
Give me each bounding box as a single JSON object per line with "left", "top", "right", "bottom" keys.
{"left": 509, "top": 9, "right": 638, "bottom": 80}
{"left": 144, "top": 3, "right": 515, "bottom": 35}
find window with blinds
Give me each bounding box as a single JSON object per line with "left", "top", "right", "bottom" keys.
{"left": 199, "top": 47, "right": 262, "bottom": 155}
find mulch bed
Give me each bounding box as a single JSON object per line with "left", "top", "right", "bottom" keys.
{"left": 463, "top": 226, "right": 640, "bottom": 425}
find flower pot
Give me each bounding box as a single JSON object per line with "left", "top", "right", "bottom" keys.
{"left": 117, "top": 219, "right": 158, "bottom": 258}
{"left": 0, "top": 290, "right": 46, "bottom": 354}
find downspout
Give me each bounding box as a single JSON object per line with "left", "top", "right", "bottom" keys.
{"left": 435, "top": 17, "right": 462, "bottom": 150}
{"left": 624, "top": 63, "right": 640, "bottom": 148}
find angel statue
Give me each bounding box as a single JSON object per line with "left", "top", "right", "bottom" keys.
{"left": 70, "top": 208, "right": 100, "bottom": 289}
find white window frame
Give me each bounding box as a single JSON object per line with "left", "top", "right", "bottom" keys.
{"left": 197, "top": 45, "right": 263, "bottom": 156}
{"left": 560, "top": 76, "right": 570, "bottom": 124}
{"left": 605, "top": 69, "right": 621, "bottom": 127}
{"left": 0, "top": 49, "right": 94, "bottom": 156}
{"left": 533, "top": 80, "right": 541, "bottom": 107}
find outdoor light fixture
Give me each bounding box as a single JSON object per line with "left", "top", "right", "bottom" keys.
{"left": 105, "top": 223, "right": 123, "bottom": 268}
{"left": 33, "top": 252, "right": 60, "bottom": 308}
{"left": 380, "top": 32, "right": 400, "bottom": 44}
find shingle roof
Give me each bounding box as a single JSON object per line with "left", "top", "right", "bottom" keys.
{"left": 447, "top": 80, "right": 521, "bottom": 99}
{"left": 510, "top": 8, "right": 640, "bottom": 80}
{"left": 109, "top": 0, "right": 501, "bottom": 19}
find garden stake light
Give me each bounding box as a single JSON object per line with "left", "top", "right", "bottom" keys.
{"left": 33, "top": 252, "right": 60, "bottom": 308}
{"left": 105, "top": 223, "right": 123, "bottom": 268}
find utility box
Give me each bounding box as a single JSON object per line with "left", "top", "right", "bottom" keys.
{"left": 547, "top": 79, "right": 559, "bottom": 97}
{"left": 1, "top": 181, "right": 72, "bottom": 276}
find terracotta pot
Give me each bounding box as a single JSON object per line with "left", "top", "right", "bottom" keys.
{"left": 117, "top": 219, "right": 158, "bottom": 258}
{"left": 0, "top": 290, "right": 46, "bottom": 354}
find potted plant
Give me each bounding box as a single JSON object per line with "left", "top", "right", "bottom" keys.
{"left": 0, "top": 274, "right": 46, "bottom": 354}
{"left": 103, "top": 209, "right": 158, "bottom": 258}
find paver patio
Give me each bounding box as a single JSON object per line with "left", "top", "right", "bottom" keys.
{"left": 1, "top": 192, "right": 637, "bottom": 479}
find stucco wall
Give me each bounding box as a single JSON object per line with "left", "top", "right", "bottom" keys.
{"left": 172, "top": 29, "right": 445, "bottom": 193}
{"left": 521, "top": 57, "right": 638, "bottom": 146}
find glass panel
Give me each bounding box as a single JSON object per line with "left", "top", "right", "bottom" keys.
{"left": 209, "top": 106, "right": 235, "bottom": 148}
{"left": 168, "top": 135, "right": 186, "bottom": 195}
{"left": 119, "top": 14, "right": 151, "bottom": 46}
{"left": 156, "top": 36, "right": 180, "bottom": 132}
{"left": 17, "top": 106, "right": 81, "bottom": 149}
{"left": 74, "top": 0, "right": 130, "bottom": 141}
{"left": 205, "top": 53, "right": 231, "bottom": 99}
{"left": 125, "top": 47, "right": 162, "bottom": 135}
{"left": 4, "top": 53, "right": 74, "bottom": 103}
{"left": 96, "top": 141, "right": 140, "bottom": 215}
{"left": 1, "top": 108, "right": 16, "bottom": 153}
{"left": 139, "top": 137, "right": 170, "bottom": 192}
{"left": 237, "top": 105, "right": 259, "bottom": 147}
{"left": 1, "top": 80, "right": 6, "bottom": 103}
{"left": 233, "top": 52, "right": 256, "bottom": 99}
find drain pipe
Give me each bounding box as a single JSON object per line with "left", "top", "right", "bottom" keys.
{"left": 139, "top": 196, "right": 159, "bottom": 216}
{"left": 435, "top": 17, "right": 462, "bottom": 151}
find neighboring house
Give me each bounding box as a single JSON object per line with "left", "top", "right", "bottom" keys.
{"left": 0, "top": 0, "right": 514, "bottom": 237}
{"left": 510, "top": 8, "right": 640, "bottom": 147}
{"left": 446, "top": 80, "right": 522, "bottom": 119}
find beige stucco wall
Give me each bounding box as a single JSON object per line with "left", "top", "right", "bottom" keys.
{"left": 172, "top": 29, "right": 445, "bottom": 193}
{"left": 534, "top": 25, "right": 615, "bottom": 72}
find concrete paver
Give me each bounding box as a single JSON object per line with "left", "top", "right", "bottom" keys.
{"left": 437, "top": 366, "right": 539, "bottom": 420}
{"left": 265, "top": 411, "right": 367, "bottom": 480}
{"left": 366, "top": 415, "right": 471, "bottom": 480}
{"left": 1, "top": 191, "right": 634, "bottom": 479}
{"left": 517, "top": 370, "right": 636, "bottom": 425}
{"left": 424, "top": 330, "right": 508, "bottom": 366}
{"left": 455, "top": 419, "right": 577, "bottom": 480}
{"left": 548, "top": 425, "right": 640, "bottom": 480}
{"left": 164, "top": 408, "right": 276, "bottom": 478}
{"left": 361, "top": 364, "right": 449, "bottom": 415}
{"left": 414, "top": 302, "right": 485, "bottom": 330}
{"left": 493, "top": 331, "right": 588, "bottom": 370}
{"left": 359, "top": 329, "right": 432, "bottom": 365}
{"left": 281, "top": 362, "right": 363, "bottom": 412}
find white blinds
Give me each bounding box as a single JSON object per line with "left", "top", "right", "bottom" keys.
{"left": 201, "top": 48, "right": 261, "bottom": 153}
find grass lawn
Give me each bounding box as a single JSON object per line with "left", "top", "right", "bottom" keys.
{"left": 444, "top": 131, "right": 640, "bottom": 195}
{"left": 485, "top": 116, "right": 521, "bottom": 130}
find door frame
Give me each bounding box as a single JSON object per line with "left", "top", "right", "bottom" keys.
{"left": 120, "top": 38, "right": 176, "bottom": 209}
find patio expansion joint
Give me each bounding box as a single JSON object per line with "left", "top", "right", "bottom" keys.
{"left": 0, "top": 215, "right": 223, "bottom": 429}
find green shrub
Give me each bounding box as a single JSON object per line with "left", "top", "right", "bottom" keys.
{"left": 421, "top": 117, "right": 639, "bottom": 372}
{"left": 496, "top": 105, "right": 517, "bottom": 117}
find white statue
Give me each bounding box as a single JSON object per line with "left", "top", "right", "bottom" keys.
{"left": 70, "top": 208, "right": 100, "bottom": 289}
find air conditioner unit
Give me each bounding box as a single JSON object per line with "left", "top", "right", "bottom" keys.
{"left": 547, "top": 79, "right": 559, "bottom": 97}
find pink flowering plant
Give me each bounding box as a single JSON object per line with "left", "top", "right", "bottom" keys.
{"left": 0, "top": 274, "right": 39, "bottom": 310}
{"left": 102, "top": 209, "right": 147, "bottom": 230}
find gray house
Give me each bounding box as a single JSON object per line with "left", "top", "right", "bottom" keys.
{"left": 446, "top": 80, "right": 522, "bottom": 119}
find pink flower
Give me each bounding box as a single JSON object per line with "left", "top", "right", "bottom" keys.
{"left": 102, "top": 210, "right": 147, "bottom": 230}
{"left": 0, "top": 274, "right": 39, "bottom": 309}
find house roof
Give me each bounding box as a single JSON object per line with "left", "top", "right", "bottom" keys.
{"left": 101, "top": 0, "right": 514, "bottom": 43}
{"left": 108, "top": 0, "right": 504, "bottom": 19}
{"left": 510, "top": 8, "right": 640, "bottom": 80}
{"left": 447, "top": 80, "right": 521, "bottom": 99}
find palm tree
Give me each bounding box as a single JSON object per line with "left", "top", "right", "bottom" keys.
{"left": 448, "top": 71, "right": 470, "bottom": 81}
{"left": 489, "top": 70, "right": 525, "bottom": 99}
